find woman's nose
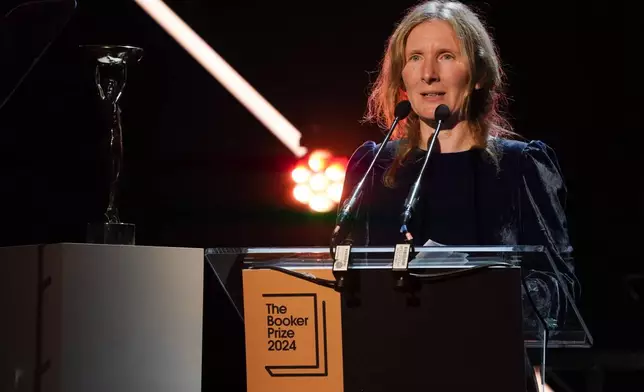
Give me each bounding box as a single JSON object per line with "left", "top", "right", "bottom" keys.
{"left": 421, "top": 60, "right": 439, "bottom": 84}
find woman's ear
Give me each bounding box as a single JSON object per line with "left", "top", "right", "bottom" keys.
{"left": 473, "top": 71, "right": 485, "bottom": 90}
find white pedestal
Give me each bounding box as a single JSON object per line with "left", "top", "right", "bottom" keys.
{"left": 0, "top": 243, "right": 204, "bottom": 392}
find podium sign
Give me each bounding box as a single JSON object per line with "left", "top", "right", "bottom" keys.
{"left": 242, "top": 268, "right": 343, "bottom": 392}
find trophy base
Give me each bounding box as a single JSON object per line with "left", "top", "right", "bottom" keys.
{"left": 86, "top": 222, "right": 136, "bottom": 245}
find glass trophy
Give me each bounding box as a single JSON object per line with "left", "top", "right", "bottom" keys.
{"left": 81, "top": 45, "right": 143, "bottom": 245}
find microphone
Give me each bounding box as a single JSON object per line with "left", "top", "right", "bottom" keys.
{"left": 399, "top": 104, "right": 451, "bottom": 241}
{"left": 330, "top": 100, "right": 411, "bottom": 292}
{"left": 331, "top": 100, "right": 412, "bottom": 242}
{"left": 391, "top": 104, "right": 450, "bottom": 287}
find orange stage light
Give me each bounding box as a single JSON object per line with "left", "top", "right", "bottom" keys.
{"left": 290, "top": 150, "right": 348, "bottom": 213}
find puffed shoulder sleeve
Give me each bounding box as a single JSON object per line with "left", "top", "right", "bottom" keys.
{"left": 335, "top": 141, "right": 378, "bottom": 245}
{"left": 519, "top": 141, "right": 580, "bottom": 332}
{"left": 339, "top": 141, "right": 378, "bottom": 203}
{"left": 519, "top": 140, "right": 572, "bottom": 254}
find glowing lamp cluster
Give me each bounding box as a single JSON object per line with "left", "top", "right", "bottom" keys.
{"left": 291, "top": 150, "right": 348, "bottom": 213}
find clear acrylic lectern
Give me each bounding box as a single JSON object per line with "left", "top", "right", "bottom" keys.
{"left": 205, "top": 245, "right": 592, "bottom": 392}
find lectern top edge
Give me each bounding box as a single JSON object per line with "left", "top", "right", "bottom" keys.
{"left": 205, "top": 245, "right": 546, "bottom": 255}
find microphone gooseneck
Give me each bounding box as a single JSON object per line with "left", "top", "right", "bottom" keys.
{"left": 399, "top": 104, "right": 451, "bottom": 241}
{"left": 331, "top": 100, "right": 412, "bottom": 244}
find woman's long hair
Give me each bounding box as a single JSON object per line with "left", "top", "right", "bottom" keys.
{"left": 364, "top": 0, "right": 515, "bottom": 187}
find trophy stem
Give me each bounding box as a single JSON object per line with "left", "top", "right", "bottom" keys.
{"left": 106, "top": 101, "right": 123, "bottom": 224}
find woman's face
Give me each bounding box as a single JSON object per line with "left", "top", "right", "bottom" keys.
{"left": 401, "top": 20, "right": 472, "bottom": 123}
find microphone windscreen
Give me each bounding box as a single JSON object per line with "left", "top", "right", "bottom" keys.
{"left": 394, "top": 100, "right": 412, "bottom": 119}
{"left": 434, "top": 104, "right": 450, "bottom": 121}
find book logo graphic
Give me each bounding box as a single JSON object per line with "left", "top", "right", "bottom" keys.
{"left": 262, "top": 293, "right": 328, "bottom": 377}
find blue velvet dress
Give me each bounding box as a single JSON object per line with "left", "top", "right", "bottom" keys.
{"left": 339, "top": 137, "right": 572, "bottom": 255}
{"left": 339, "top": 136, "right": 580, "bottom": 319}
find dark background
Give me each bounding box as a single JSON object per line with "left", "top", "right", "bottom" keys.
{"left": 1, "top": 0, "right": 642, "bottom": 390}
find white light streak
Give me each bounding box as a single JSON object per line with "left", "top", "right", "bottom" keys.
{"left": 134, "top": 0, "right": 307, "bottom": 157}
